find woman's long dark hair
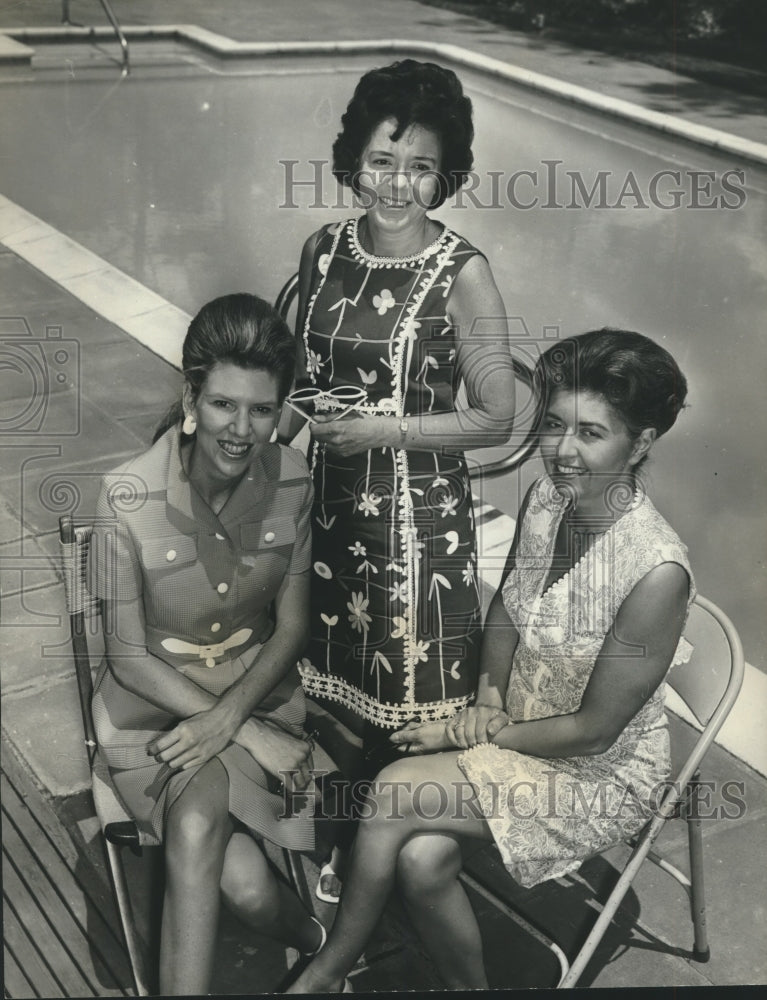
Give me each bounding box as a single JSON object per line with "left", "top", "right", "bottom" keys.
{"left": 153, "top": 293, "right": 295, "bottom": 443}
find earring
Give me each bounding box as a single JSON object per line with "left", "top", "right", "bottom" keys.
{"left": 182, "top": 414, "right": 197, "bottom": 435}
{"left": 269, "top": 428, "right": 279, "bottom": 444}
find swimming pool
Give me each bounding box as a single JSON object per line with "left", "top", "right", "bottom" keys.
{"left": 2, "top": 41, "right": 766, "bottom": 664}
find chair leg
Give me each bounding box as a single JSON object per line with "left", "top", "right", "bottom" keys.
{"left": 685, "top": 776, "right": 711, "bottom": 962}
{"left": 283, "top": 847, "right": 313, "bottom": 913}
{"left": 103, "top": 838, "right": 153, "bottom": 996}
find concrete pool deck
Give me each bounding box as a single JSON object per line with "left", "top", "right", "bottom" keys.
{"left": 1, "top": 1, "right": 766, "bottom": 994}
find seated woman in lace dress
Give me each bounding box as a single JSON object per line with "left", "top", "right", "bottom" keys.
{"left": 287, "top": 328, "right": 694, "bottom": 991}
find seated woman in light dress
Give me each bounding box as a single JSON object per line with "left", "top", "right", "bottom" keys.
{"left": 287, "top": 328, "right": 694, "bottom": 991}
{"left": 88, "top": 294, "right": 328, "bottom": 995}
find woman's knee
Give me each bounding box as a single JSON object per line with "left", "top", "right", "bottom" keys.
{"left": 166, "top": 794, "right": 229, "bottom": 862}
{"left": 368, "top": 758, "right": 426, "bottom": 811}
{"left": 369, "top": 759, "right": 453, "bottom": 824}
{"left": 397, "top": 835, "right": 462, "bottom": 899}
{"left": 220, "top": 840, "right": 273, "bottom": 919}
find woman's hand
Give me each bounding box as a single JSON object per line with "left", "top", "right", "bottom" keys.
{"left": 389, "top": 719, "right": 453, "bottom": 754}
{"left": 445, "top": 704, "right": 510, "bottom": 749}
{"left": 147, "top": 704, "right": 237, "bottom": 771}
{"left": 237, "top": 718, "right": 315, "bottom": 792}
{"left": 310, "top": 413, "right": 394, "bottom": 457}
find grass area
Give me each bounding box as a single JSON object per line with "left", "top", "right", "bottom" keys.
{"left": 417, "top": 0, "right": 767, "bottom": 97}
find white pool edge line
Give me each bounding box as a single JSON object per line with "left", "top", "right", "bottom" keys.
{"left": 3, "top": 24, "right": 767, "bottom": 167}
{"left": 1, "top": 191, "right": 764, "bottom": 780}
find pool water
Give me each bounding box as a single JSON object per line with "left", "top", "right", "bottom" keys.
{"left": 2, "top": 44, "right": 766, "bottom": 661}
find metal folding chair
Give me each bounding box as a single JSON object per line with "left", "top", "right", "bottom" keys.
{"left": 59, "top": 514, "right": 312, "bottom": 996}
{"left": 458, "top": 594, "right": 746, "bottom": 986}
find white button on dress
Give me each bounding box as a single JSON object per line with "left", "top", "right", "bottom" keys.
{"left": 166, "top": 549, "right": 177, "bottom": 562}
{"left": 205, "top": 657, "right": 216, "bottom": 668}
{"left": 217, "top": 582, "right": 229, "bottom": 595}
{"left": 210, "top": 622, "right": 221, "bottom": 633}
{"left": 264, "top": 531, "right": 275, "bottom": 543}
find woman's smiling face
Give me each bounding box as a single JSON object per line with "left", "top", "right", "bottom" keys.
{"left": 357, "top": 117, "right": 442, "bottom": 232}
{"left": 540, "top": 389, "right": 646, "bottom": 512}
{"left": 185, "top": 361, "right": 281, "bottom": 490}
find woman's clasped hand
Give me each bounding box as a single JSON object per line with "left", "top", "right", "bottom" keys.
{"left": 146, "top": 703, "right": 241, "bottom": 771}
{"left": 389, "top": 706, "right": 511, "bottom": 754}
{"left": 309, "top": 410, "right": 397, "bottom": 457}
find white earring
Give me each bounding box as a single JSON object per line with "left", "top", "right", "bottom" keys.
{"left": 269, "top": 428, "right": 279, "bottom": 443}
{"left": 182, "top": 413, "right": 197, "bottom": 435}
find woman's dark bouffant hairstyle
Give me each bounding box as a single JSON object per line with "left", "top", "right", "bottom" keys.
{"left": 153, "top": 293, "right": 296, "bottom": 443}
{"left": 332, "top": 59, "right": 474, "bottom": 209}
{"left": 535, "top": 328, "right": 688, "bottom": 442}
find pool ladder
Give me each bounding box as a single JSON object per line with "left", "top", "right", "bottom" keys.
{"left": 62, "top": 0, "right": 129, "bottom": 74}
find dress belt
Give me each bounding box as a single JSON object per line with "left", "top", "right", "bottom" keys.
{"left": 161, "top": 627, "right": 253, "bottom": 668}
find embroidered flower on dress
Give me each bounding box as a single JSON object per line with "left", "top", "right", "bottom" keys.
{"left": 347, "top": 592, "right": 372, "bottom": 633}
{"left": 388, "top": 581, "right": 409, "bottom": 603}
{"left": 401, "top": 317, "right": 421, "bottom": 341}
{"left": 356, "top": 367, "right": 378, "bottom": 386}
{"left": 405, "top": 637, "right": 430, "bottom": 664}
{"left": 391, "top": 616, "right": 408, "bottom": 639}
{"left": 372, "top": 289, "right": 395, "bottom": 315}
{"left": 438, "top": 496, "right": 459, "bottom": 518}
{"left": 357, "top": 492, "right": 383, "bottom": 517}
{"left": 348, "top": 541, "right": 367, "bottom": 557}
{"left": 462, "top": 561, "right": 476, "bottom": 586}
{"left": 320, "top": 613, "right": 339, "bottom": 626}
{"left": 307, "top": 349, "right": 325, "bottom": 375}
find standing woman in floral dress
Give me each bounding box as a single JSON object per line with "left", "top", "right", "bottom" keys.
{"left": 282, "top": 59, "right": 516, "bottom": 898}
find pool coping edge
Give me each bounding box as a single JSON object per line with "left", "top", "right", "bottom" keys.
{"left": 2, "top": 23, "right": 767, "bottom": 167}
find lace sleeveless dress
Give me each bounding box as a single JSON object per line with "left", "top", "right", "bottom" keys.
{"left": 298, "top": 218, "right": 485, "bottom": 729}
{"left": 458, "top": 477, "right": 695, "bottom": 887}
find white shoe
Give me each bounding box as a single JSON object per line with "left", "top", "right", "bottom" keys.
{"left": 315, "top": 860, "right": 342, "bottom": 904}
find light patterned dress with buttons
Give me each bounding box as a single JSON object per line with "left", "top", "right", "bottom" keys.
{"left": 88, "top": 425, "right": 315, "bottom": 848}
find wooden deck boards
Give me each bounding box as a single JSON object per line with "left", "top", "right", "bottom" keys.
{"left": 2, "top": 738, "right": 132, "bottom": 998}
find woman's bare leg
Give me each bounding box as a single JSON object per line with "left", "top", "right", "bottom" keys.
{"left": 220, "top": 832, "right": 323, "bottom": 953}
{"left": 286, "top": 751, "right": 492, "bottom": 993}
{"left": 397, "top": 832, "right": 487, "bottom": 988}
{"left": 160, "top": 759, "right": 233, "bottom": 995}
